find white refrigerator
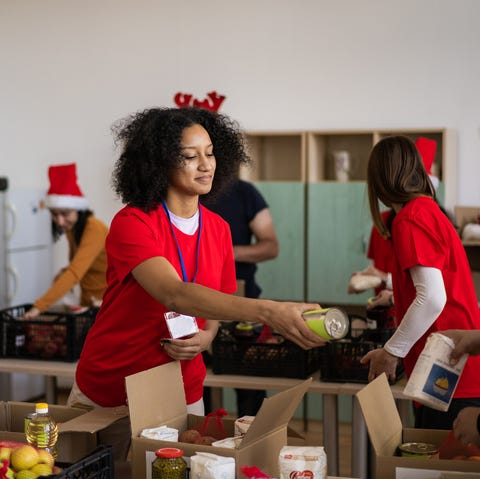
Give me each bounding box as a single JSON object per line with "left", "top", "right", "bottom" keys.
{"left": 0, "top": 178, "right": 54, "bottom": 400}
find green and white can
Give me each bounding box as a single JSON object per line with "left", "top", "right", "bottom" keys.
{"left": 303, "top": 307, "right": 349, "bottom": 340}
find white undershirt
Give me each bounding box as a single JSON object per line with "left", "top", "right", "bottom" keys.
{"left": 168, "top": 209, "right": 199, "bottom": 235}
{"left": 383, "top": 265, "right": 447, "bottom": 358}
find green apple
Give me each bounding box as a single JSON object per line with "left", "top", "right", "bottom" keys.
{"left": 10, "top": 446, "right": 39, "bottom": 472}
{"left": 0, "top": 449, "right": 12, "bottom": 462}
{"left": 13, "top": 469, "right": 38, "bottom": 479}
{"left": 30, "top": 464, "right": 52, "bottom": 476}
{"left": 36, "top": 450, "right": 54, "bottom": 468}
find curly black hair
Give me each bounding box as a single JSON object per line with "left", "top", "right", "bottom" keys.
{"left": 111, "top": 107, "right": 250, "bottom": 211}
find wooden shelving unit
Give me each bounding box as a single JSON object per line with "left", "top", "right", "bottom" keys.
{"left": 239, "top": 128, "right": 456, "bottom": 305}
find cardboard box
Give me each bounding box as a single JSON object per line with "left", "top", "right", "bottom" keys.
{"left": 0, "top": 401, "right": 128, "bottom": 463}
{"left": 126, "top": 361, "right": 311, "bottom": 479}
{"left": 356, "top": 374, "right": 480, "bottom": 479}
{"left": 454, "top": 206, "right": 480, "bottom": 230}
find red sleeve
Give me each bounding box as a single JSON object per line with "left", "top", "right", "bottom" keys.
{"left": 367, "top": 210, "right": 394, "bottom": 274}
{"left": 107, "top": 208, "right": 165, "bottom": 282}
{"left": 393, "top": 217, "right": 447, "bottom": 272}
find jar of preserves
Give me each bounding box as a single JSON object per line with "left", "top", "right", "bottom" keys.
{"left": 152, "top": 447, "right": 187, "bottom": 479}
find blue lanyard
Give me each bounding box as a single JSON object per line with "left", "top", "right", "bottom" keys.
{"left": 161, "top": 201, "right": 202, "bottom": 283}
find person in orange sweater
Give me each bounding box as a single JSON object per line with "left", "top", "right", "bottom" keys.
{"left": 24, "top": 163, "right": 108, "bottom": 318}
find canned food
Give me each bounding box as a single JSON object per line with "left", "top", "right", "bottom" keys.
{"left": 398, "top": 442, "right": 438, "bottom": 458}
{"left": 234, "top": 322, "right": 255, "bottom": 340}
{"left": 302, "top": 307, "right": 349, "bottom": 340}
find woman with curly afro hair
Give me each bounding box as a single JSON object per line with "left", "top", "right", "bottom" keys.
{"left": 69, "top": 107, "right": 324, "bottom": 459}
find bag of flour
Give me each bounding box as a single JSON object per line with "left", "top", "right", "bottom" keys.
{"left": 403, "top": 332, "right": 468, "bottom": 411}
{"left": 279, "top": 446, "right": 327, "bottom": 479}
{"left": 190, "top": 452, "right": 235, "bottom": 479}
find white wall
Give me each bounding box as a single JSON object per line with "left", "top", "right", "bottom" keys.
{"left": 1, "top": 0, "right": 479, "bottom": 229}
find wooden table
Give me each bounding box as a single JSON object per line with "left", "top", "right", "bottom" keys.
{"left": 0, "top": 358, "right": 410, "bottom": 479}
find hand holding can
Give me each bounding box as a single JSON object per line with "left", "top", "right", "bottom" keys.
{"left": 302, "top": 307, "right": 349, "bottom": 340}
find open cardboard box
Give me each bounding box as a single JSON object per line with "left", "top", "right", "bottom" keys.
{"left": 126, "top": 361, "right": 311, "bottom": 479}
{"left": 454, "top": 206, "right": 480, "bottom": 302}
{"left": 454, "top": 206, "right": 480, "bottom": 231}
{"left": 356, "top": 374, "right": 480, "bottom": 479}
{"left": 0, "top": 401, "right": 128, "bottom": 463}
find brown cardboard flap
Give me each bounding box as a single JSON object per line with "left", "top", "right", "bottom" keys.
{"left": 0, "top": 403, "right": 7, "bottom": 431}
{"left": 286, "top": 425, "right": 305, "bottom": 439}
{"left": 356, "top": 373, "right": 402, "bottom": 456}
{"left": 7, "top": 402, "right": 87, "bottom": 432}
{"left": 241, "top": 377, "right": 312, "bottom": 447}
{"left": 58, "top": 405, "right": 129, "bottom": 433}
{"left": 455, "top": 206, "right": 480, "bottom": 229}
{"left": 125, "top": 361, "right": 187, "bottom": 437}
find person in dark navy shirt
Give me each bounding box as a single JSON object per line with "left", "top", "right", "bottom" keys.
{"left": 205, "top": 178, "right": 279, "bottom": 416}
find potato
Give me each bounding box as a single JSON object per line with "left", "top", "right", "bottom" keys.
{"left": 178, "top": 429, "right": 201, "bottom": 443}
{"left": 199, "top": 436, "right": 216, "bottom": 445}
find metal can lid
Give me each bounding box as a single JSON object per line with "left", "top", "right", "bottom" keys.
{"left": 235, "top": 322, "right": 254, "bottom": 332}
{"left": 398, "top": 442, "right": 438, "bottom": 455}
{"left": 324, "top": 308, "right": 349, "bottom": 339}
{"left": 155, "top": 447, "right": 184, "bottom": 458}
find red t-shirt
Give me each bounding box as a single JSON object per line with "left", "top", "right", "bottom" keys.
{"left": 391, "top": 196, "right": 480, "bottom": 398}
{"left": 76, "top": 204, "right": 237, "bottom": 406}
{"left": 367, "top": 210, "right": 394, "bottom": 275}
{"left": 367, "top": 210, "right": 396, "bottom": 320}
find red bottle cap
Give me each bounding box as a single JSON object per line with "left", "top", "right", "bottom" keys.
{"left": 155, "top": 448, "right": 184, "bottom": 458}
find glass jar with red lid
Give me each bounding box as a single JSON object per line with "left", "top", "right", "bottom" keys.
{"left": 152, "top": 447, "right": 187, "bottom": 479}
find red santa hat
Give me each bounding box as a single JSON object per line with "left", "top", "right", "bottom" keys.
{"left": 45, "top": 163, "right": 88, "bottom": 210}
{"left": 415, "top": 136, "right": 439, "bottom": 190}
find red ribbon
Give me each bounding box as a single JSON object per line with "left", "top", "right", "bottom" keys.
{"left": 199, "top": 407, "right": 228, "bottom": 437}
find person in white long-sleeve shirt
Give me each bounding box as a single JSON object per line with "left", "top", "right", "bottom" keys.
{"left": 360, "top": 135, "right": 480, "bottom": 430}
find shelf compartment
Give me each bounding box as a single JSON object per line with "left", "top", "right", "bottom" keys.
{"left": 307, "top": 132, "right": 374, "bottom": 182}
{"left": 241, "top": 132, "right": 306, "bottom": 181}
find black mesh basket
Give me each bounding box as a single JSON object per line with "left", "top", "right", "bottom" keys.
{"left": 319, "top": 318, "right": 404, "bottom": 384}
{"left": 0, "top": 303, "right": 97, "bottom": 362}
{"left": 211, "top": 322, "right": 322, "bottom": 379}
{"left": 45, "top": 445, "right": 113, "bottom": 479}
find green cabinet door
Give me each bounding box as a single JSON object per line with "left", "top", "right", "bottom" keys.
{"left": 254, "top": 182, "right": 305, "bottom": 301}
{"left": 307, "top": 182, "right": 373, "bottom": 305}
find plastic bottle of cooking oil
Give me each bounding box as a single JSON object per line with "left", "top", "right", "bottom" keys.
{"left": 25, "top": 402, "right": 58, "bottom": 458}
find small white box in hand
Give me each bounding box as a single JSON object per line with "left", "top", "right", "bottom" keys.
{"left": 164, "top": 312, "right": 199, "bottom": 339}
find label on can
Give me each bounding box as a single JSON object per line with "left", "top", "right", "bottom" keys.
{"left": 303, "top": 308, "right": 349, "bottom": 340}
{"left": 403, "top": 332, "right": 468, "bottom": 411}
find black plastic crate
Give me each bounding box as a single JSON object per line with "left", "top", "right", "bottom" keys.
{"left": 0, "top": 303, "right": 97, "bottom": 362}
{"left": 319, "top": 326, "right": 404, "bottom": 384}
{"left": 211, "top": 322, "right": 322, "bottom": 379}
{"left": 45, "top": 445, "right": 113, "bottom": 479}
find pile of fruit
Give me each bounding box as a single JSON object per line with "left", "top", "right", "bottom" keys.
{"left": 24, "top": 323, "right": 68, "bottom": 359}
{"left": 0, "top": 443, "right": 59, "bottom": 479}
